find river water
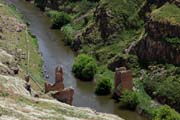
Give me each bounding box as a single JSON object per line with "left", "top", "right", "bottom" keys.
{"left": 5, "top": 0, "right": 147, "bottom": 119}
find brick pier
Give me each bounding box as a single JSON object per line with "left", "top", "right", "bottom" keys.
{"left": 45, "top": 65, "right": 74, "bottom": 105}
{"left": 114, "top": 67, "right": 133, "bottom": 97}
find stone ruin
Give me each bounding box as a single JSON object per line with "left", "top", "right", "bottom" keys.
{"left": 52, "top": 87, "right": 74, "bottom": 105}
{"left": 45, "top": 65, "right": 74, "bottom": 105}
{"left": 114, "top": 67, "right": 133, "bottom": 98}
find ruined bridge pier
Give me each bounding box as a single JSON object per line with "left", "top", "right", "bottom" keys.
{"left": 45, "top": 65, "right": 74, "bottom": 105}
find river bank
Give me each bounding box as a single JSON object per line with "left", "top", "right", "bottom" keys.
{"left": 0, "top": 1, "right": 124, "bottom": 120}
{"left": 3, "top": 0, "right": 149, "bottom": 120}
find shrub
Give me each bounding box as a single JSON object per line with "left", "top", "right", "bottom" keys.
{"left": 47, "top": 11, "right": 71, "bottom": 29}
{"left": 72, "top": 54, "right": 97, "bottom": 81}
{"left": 143, "top": 68, "right": 180, "bottom": 112}
{"left": 95, "top": 77, "right": 112, "bottom": 95}
{"left": 153, "top": 105, "right": 180, "bottom": 120}
{"left": 120, "top": 90, "right": 140, "bottom": 110}
{"left": 78, "top": 0, "right": 96, "bottom": 14}
{"left": 62, "top": 25, "right": 75, "bottom": 45}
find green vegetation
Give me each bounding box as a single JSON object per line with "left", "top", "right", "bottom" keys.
{"left": 0, "top": 2, "right": 123, "bottom": 120}
{"left": 164, "top": 37, "right": 180, "bottom": 45}
{"left": 153, "top": 105, "right": 180, "bottom": 120}
{"left": 32, "top": 0, "right": 180, "bottom": 118}
{"left": 120, "top": 91, "right": 140, "bottom": 110}
{"left": 0, "top": 2, "right": 44, "bottom": 90}
{"left": 143, "top": 64, "right": 180, "bottom": 112}
{"left": 101, "top": 0, "right": 144, "bottom": 29}
{"left": 72, "top": 54, "right": 97, "bottom": 81}
{"left": 95, "top": 77, "right": 112, "bottom": 95}
{"left": 151, "top": 3, "right": 180, "bottom": 25}
{"left": 47, "top": 10, "right": 71, "bottom": 29}
{"left": 62, "top": 25, "right": 75, "bottom": 45}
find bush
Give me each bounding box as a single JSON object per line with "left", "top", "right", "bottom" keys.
{"left": 120, "top": 90, "right": 140, "bottom": 110}
{"left": 72, "top": 54, "right": 97, "bottom": 81}
{"left": 75, "top": 0, "right": 96, "bottom": 14}
{"left": 95, "top": 77, "right": 112, "bottom": 95}
{"left": 62, "top": 25, "right": 75, "bottom": 45}
{"left": 153, "top": 105, "right": 180, "bottom": 120}
{"left": 47, "top": 11, "right": 71, "bottom": 29}
{"left": 143, "top": 67, "right": 180, "bottom": 112}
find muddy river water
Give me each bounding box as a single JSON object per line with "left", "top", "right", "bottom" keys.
{"left": 5, "top": 0, "right": 147, "bottom": 119}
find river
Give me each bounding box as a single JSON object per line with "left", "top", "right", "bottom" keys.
{"left": 5, "top": 0, "right": 147, "bottom": 119}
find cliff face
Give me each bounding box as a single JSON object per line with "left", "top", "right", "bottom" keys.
{"left": 135, "top": 36, "right": 180, "bottom": 65}
{"left": 80, "top": 5, "right": 115, "bottom": 45}
{"left": 135, "top": 19, "right": 180, "bottom": 65}
{"left": 133, "top": 3, "right": 180, "bottom": 65}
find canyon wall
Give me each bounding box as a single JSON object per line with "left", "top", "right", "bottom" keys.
{"left": 133, "top": 6, "right": 180, "bottom": 65}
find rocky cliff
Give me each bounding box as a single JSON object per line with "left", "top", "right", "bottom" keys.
{"left": 133, "top": 2, "right": 180, "bottom": 65}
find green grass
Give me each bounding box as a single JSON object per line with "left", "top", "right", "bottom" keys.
{"left": 151, "top": 3, "right": 180, "bottom": 25}
{"left": 100, "top": 0, "right": 144, "bottom": 28}
{"left": 164, "top": 37, "right": 180, "bottom": 45}
{"left": 0, "top": 1, "right": 44, "bottom": 90}
{"left": 143, "top": 64, "right": 180, "bottom": 112}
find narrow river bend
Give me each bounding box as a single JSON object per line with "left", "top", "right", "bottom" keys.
{"left": 5, "top": 0, "right": 147, "bottom": 119}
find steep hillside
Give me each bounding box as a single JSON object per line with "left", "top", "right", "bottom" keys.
{"left": 132, "top": 2, "right": 180, "bottom": 112}
{"left": 134, "top": 3, "right": 180, "bottom": 65}
{"left": 0, "top": 2, "right": 123, "bottom": 120}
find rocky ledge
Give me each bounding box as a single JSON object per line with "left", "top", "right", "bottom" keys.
{"left": 132, "top": 3, "right": 180, "bottom": 65}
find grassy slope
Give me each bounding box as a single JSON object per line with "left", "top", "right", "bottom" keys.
{"left": 79, "top": 0, "right": 145, "bottom": 82}
{"left": 0, "top": 1, "right": 43, "bottom": 91}
{"left": 151, "top": 3, "right": 180, "bottom": 25}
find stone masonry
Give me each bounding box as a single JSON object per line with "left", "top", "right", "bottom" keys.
{"left": 45, "top": 65, "right": 74, "bottom": 105}
{"left": 114, "top": 67, "right": 133, "bottom": 97}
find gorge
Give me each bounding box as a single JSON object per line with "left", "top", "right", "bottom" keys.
{"left": 0, "top": 0, "right": 180, "bottom": 120}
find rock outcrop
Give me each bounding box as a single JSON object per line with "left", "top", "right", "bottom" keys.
{"left": 132, "top": 3, "right": 180, "bottom": 65}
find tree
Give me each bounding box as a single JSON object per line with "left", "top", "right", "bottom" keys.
{"left": 95, "top": 77, "right": 112, "bottom": 95}
{"left": 72, "top": 54, "right": 97, "bottom": 81}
